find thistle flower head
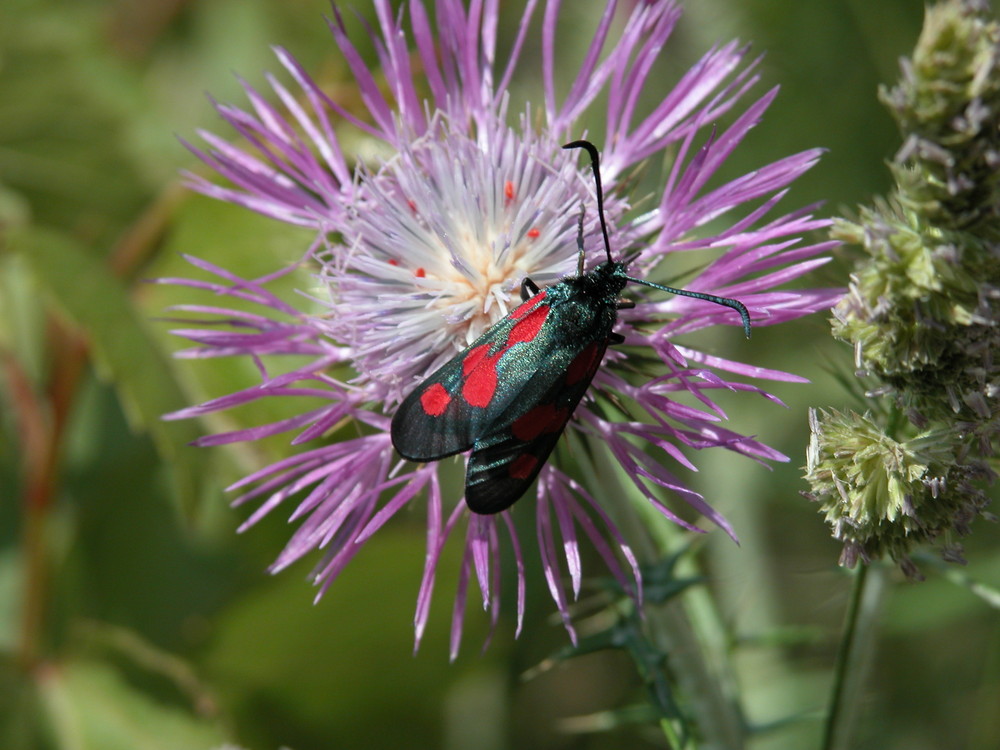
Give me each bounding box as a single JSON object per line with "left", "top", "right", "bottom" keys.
{"left": 318, "top": 116, "right": 589, "bottom": 405}
{"left": 164, "top": 0, "right": 835, "bottom": 655}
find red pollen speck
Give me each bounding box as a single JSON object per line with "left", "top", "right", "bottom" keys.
{"left": 566, "top": 342, "right": 600, "bottom": 384}
{"left": 512, "top": 404, "right": 568, "bottom": 441}
{"left": 509, "top": 454, "right": 538, "bottom": 480}
{"left": 387, "top": 258, "right": 399, "bottom": 266}
{"left": 407, "top": 199, "right": 418, "bottom": 213}
{"left": 415, "top": 267, "right": 426, "bottom": 278}
{"left": 419, "top": 383, "right": 451, "bottom": 416}
{"left": 504, "top": 180, "right": 515, "bottom": 204}
{"left": 527, "top": 228, "right": 540, "bottom": 239}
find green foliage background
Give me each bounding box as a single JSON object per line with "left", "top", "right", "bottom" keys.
{"left": 1, "top": 1, "right": 997, "bottom": 749}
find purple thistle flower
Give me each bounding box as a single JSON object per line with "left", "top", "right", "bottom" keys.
{"left": 162, "top": 0, "right": 839, "bottom": 657}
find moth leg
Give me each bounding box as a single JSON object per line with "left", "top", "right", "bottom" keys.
{"left": 609, "top": 332, "right": 626, "bottom": 345}
{"left": 520, "top": 277, "right": 541, "bottom": 300}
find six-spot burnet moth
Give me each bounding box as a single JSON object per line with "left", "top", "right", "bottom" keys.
{"left": 390, "top": 140, "right": 752, "bottom": 515}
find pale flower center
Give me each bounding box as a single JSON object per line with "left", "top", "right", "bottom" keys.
{"left": 323, "top": 127, "right": 586, "bottom": 400}
{"left": 423, "top": 214, "right": 538, "bottom": 343}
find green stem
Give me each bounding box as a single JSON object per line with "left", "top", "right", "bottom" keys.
{"left": 9, "top": 319, "right": 88, "bottom": 670}
{"left": 582, "top": 439, "right": 745, "bottom": 749}
{"left": 822, "top": 564, "right": 886, "bottom": 750}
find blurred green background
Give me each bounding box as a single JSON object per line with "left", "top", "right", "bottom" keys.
{"left": 1, "top": 0, "right": 998, "bottom": 749}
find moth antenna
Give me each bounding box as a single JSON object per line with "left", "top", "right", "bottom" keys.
{"left": 628, "top": 276, "right": 753, "bottom": 339}
{"left": 563, "top": 140, "right": 614, "bottom": 264}
{"left": 563, "top": 140, "right": 752, "bottom": 339}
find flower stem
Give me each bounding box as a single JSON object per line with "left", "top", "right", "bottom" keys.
{"left": 8, "top": 318, "right": 89, "bottom": 670}
{"left": 822, "top": 563, "right": 887, "bottom": 750}
{"left": 584, "top": 442, "right": 745, "bottom": 748}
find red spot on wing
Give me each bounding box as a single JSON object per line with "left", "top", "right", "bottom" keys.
{"left": 566, "top": 342, "right": 600, "bottom": 385}
{"left": 511, "top": 291, "right": 546, "bottom": 320}
{"left": 462, "top": 343, "right": 490, "bottom": 376}
{"left": 461, "top": 345, "right": 503, "bottom": 408}
{"left": 420, "top": 383, "right": 451, "bottom": 416}
{"left": 507, "top": 304, "right": 549, "bottom": 346}
{"left": 509, "top": 454, "right": 538, "bottom": 479}
{"left": 459, "top": 299, "right": 550, "bottom": 410}
{"left": 511, "top": 404, "right": 569, "bottom": 441}
{"left": 527, "top": 228, "right": 540, "bottom": 239}
{"left": 463, "top": 358, "right": 499, "bottom": 407}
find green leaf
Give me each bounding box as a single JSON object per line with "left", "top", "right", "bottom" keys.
{"left": 37, "top": 659, "right": 226, "bottom": 750}
{"left": 8, "top": 226, "right": 211, "bottom": 518}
